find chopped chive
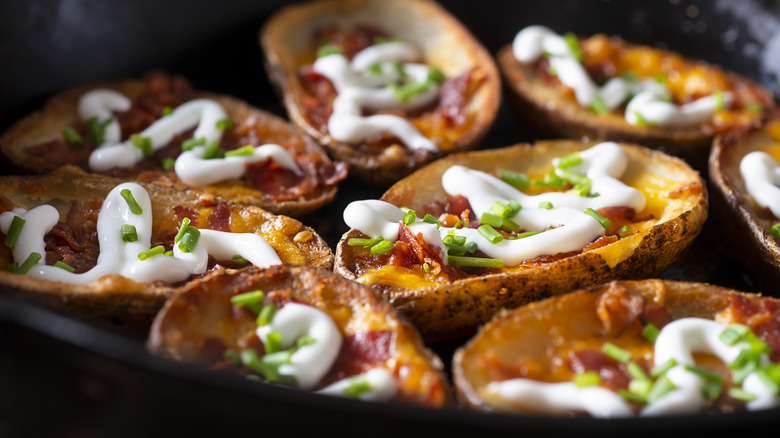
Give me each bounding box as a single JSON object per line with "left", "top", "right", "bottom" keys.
{"left": 539, "top": 201, "right": 553, "bottom": 210}
{"left": 532, "top": 169, "right": 564, "bottom": 189}
{"left": 556, "top": 152, "right": 583, "bottom": 169}
{"left": 182, "top": 136, "right": 206, "bottom": 151}
{"left": 480, "top": 212, "right": 504, "bottom": 229}
{"left": 231, "top": 290, "right": 265, "bottom": 311}
{"left": 646, "top": 376, "right": 676, "bottom": 402}
{"left": 584, "top": 208, "right": 612, "bottom": 229}
{"left": 563, "top": 32, "right": 583, "bottom": 61}
{"left": 633, "top": 110, "right": 650, "bottom": 126}
{"left": 501, "top": 218, "right": 520, "bottom": 232}
{"left": 16, "top": 252, "right": 42, "bottom": 274}
{"left": 443, "top": 234, "right": 467, "bottom": 246}
{"left": 756, "top": 367, "right": 780, "bottom": 395}
{"left": 747, "top": 103, "right": 764, "bottom": 113}
{"left": 618, "top": 225, "right": 630, "bottom": 233}
{"left": 222, "top": 348, "right": 240, "bottom": 366}
{"left": 130, "top": 133, "right": 154, "bottom": 158}
{"left": 202, "top": 140, "right": 224, "bottom": 159}
{"left": 402, "top": 209, "right": 417, "bottom": 225}
{"left": 728, "top": 387, "right": 758, "bottom": 402}
{"left": 216, "top": 118, "right": 235, "bottom": 131}
{"left": 446, "top": 244, "right": 467, "bottom": 256}
{"left": 423, "top": 214, "right": 441, "bottom": 227}
{"left": 628, "top": 378, "right": 652, "bottom": 398}
{"left": 642, "top": 323, "right": 660, "bottom": 344}
{"left": 490, "top": 201, "right": 514, "bottom": 219}
{"left": 389, "top": 80, "right": 430, "bottom": 103}
{"left": 120, "top": 189, "right": 143, "bottom": 215}
{"left": 591, "top": 95, "right": 610, "bottom": 114}
{"left": 574, "top": 371, "right": 601, "bottom": 388}
{"left": 317, "top": 44, "right": 342, "bottom": 57}
{"left": 701, "top": 381, "right": 723, "bottom": 401}
{"left": 232, "top": 254, "right": 248, "bottom": 265}
{"left": 422, "top": 262, "right": 430, "bottom": 272}
{"left": 178, "top": 227, "right": 201, "bottom": 253}
{"left": 53, "top": 260, "right": 75, "bottom": 273}
{"left": 6, "top": 262, "right": 17, "bottom": 273}
{"left": 138, "top": 245, "right": 165, "bottom": 260}
{"left": 447, "top": 255, "right": 504, "bottom": 268}
{"left": 621, "top": 71, "right": 638, "bottom": 82}
{"left": 556, "top": 168, "right": 590, "bottom": 187}
{"left": 426, "top": 68, "right": 445, "bottom": 85}
{"left": 517, "top": 231, "right": 541, "bottom": 239}
{"left": 174, "top": 217, "right": 191, "bottom": 243}
{"left": 257, "top": 304, "right": 277, "bottom": 327}
{"left": 225, "top": 145, "right": 255, "bottom": 157}
{"left": 602, "top": 342, "right": 632, "bottom": 363}
{"left": 478, "top": 224, "right": 503, "bottom": 244}
{"left": 714, "top": 91, "right": 725, "bottom": 111}
{"left": 618, "top": 388, "right": 646, "bottom": 403}
{"left": 265, "top": 331, "right": 283, "bottom": 354}
{"left": 720, "top": 324, "right": 750, "bottom": 346}
{"left": 161, "top": 157, "right": 176, "bottom": 170}
{"left": 627, "top": 362, "right": 650, "bottom": 382}
{"left": 369, "top": 239, "right": 394, "bottom": 255}
{"left": 366, "top": 61, "right": 383, "bottom": 75}
{"left": 348, "top": 236, "right": 384, "bottom": 248}
{"left": 296, "top": 335, "right": 316, "bottom": 349}
{"left": 165, "top": 250, "right": 173, "bottom": 256}
{"left": 464, "top": 241, "right": 477, "bottom": 254}
{"left": 120, "top": 224, "right": 138, "bottom": 242}
{"left": 4, "top": 215, "right": 25, "bottom": 249}
{"left": 651, "top": 358, "right": 677, "bottom": 378}
{"left": 500, "top": 169, "right": 530, "bottom": 190}
{"left": 655, "top": 73, "right": 667, "bottom": 84}
{"left": 162, "top": 106, "right": 173, "bottom": 116}
{"left": 684, "top": 364, "right": 723, "bottom": 382}
{"left": 771, "top": 223, "right": 780, "bottom": 240}
{"left": 62, "top": 127, "right": 84, "bottom": 147}
{"left": 87, "top": 116, "right": 112, "bottom": 145}
{"left": 343, "top": 376, "right": 373, "bottom": 398}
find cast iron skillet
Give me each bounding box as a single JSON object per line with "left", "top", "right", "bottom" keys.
{"left": 1, "top": 1, "right": 779, "bottom": 436}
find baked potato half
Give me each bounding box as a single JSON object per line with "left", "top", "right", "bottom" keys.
{"left": 260, "top": 0, "right": 501, "bottom": 186}
{"left": 497, "top": 26, "right": 775, "bottom": 172}
{"left": 0, "top": 173, "right": 333, "bottom": 332}
{"left": 0, "top": 71, "right": 347, "bottom": 217}
{"left": 453, "top": 279, "right": 780, "bottom": 417}
{"left": 334, "top": 139, "right": 707, "bottom": 341}
{"left": 147, "top": 264, "right": 452, "bottom": 407}
{"left": 709, "top": 115, "right": 780, "bottom": 292}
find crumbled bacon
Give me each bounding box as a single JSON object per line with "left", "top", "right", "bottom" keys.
{"left": 596, "top": 282, "right": 646, "bottom": 337}
{"left": 569, "top": 349, "right": 631, "bottom": 390}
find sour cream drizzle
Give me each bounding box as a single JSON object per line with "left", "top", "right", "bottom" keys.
{"left": 0, "top": 182, "right": 282, "bottom": 286}
{"left": 343, "top": 142, "right": 644, "bottom": 266}
{"left": 312, "top": 41, "right": 440, "bottom": 151}
{"left": 316, "top": 368, "right": 398, "bottom": 402}
{"left": 740, "top": 151, "right": 780, "bottom": 218}
{"left": 512, "top": 25, "right": 732, "bottom": 127}
{"left": 486, "top": 317, "right": 780, "bottom": 417}
{"left": 82, "top": 91, "right": 302, "bottom": 185}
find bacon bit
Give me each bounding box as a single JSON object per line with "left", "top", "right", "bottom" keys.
{"left": 479, "top": 352, "right": 543, "bottom": 382}
{"left": 207, "top": 201, "right": 231, "bottom": 232}
{"left": 727, "top": 293, "right": 780, "bottom": 361}
{"left": 667, "top": 181, "right": 703, "bottom": 199}
{"left": 582, "top": 235, "right": 618, "bottom": 252}
{"left": 314, "top": 24, "right": 389, "bottom": 59}
{"left": 596, "top": 206, "right": 635, "bottom": 235}
{"left": 438, "top": 213, "right": 461, "bottom": 228}
{"left": 174, "top": 206, "right": 198, "bottom": 225}
{"left": 320, "top": 331, "right": 395, "bottom": 384}
{"left": 596, "top": 282, "right": 646, "bottom": 337}
{"left": 641, "top": 304, "right": 672, "bottom": 329}
{"left": 438, "top": 70, "right": 472, "bottom": 126}
{"left": 569, "top": 349, "right": 631, "bottom": 390}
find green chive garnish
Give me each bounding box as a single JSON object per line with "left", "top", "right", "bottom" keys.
{"left": 714, "top": 91, "right": 725, "bottom": 111}
{"left": 4, "top": 215, "right": 25, "bottom": 249}
{"left": 232, "top": 254, "right": 248, "bottom": 265}
{"left": 62, "top": 127, "right": 84, "bottom": 147}
{"left": 591, "top": 95, "right": 609, "bottom": 114}
{"left": 120, "top": 189, "right": 143, "bottom": 215}
{"left": 478, "top": 224, "right": 503, "bottom": 244}
{"left": 447, "top": 255, "right": 504, "bottom": 268}
{"left": 216, "top": 118, "right": 235, "bottom": 131}
{"left": 317, "top": 44, "right": 342, "bottom": 58}
{"left": 539, "top": 201, "right": 553, "bottom": 210}
{"left": 701, "top": 381, "right": 723, "bottom": 401}
{"left": 747, "top": 103, "right": 764, "bottom": 113}
{"left": 728, "top": 387, "right": 758, "bottom": 402}
{"left": 618, "top": 225, "right": 630, "bottom": 233}
{"left": 426, "top": 68, "right": 446, "bottom": 85}
{"left": 182, "top": 136, "right": 206, "bottom": 151}
{"left": 500, "top": 169, "right": 530, "bottom": 190}
{"left": 574, "top": 371, "right": 601, "bottom": 388}
{"left": 16, "top": 252, "right": 42, "bottom": 274}
{"left": 642, "top": 324, "right": 660, "bottom": 344}
{"left": 369, "top": 239, "right": 394, "bottom": 255}
{"left": 403, "top": 209, "right": 417, "bottom": 225}
{"left": 257, "top": 304, "right": 277, "bottom": 327}
{"left": 602, "top": 342, "right": 632, "bottom": 363}
{"left": 720, "top": 324, "right": 750, "bottom": 346}
{"left": 87, "top": 116, "right": 112, "bottom": 145}
{"left": 563, "top": 32, "right": 583, "bottom": 61}
{"left": 343, "top": 376, "right": 373, "bottom": 398}
{"left": 138, "top": 245, "right": 165, "bottom": 260}
{"left": 53, "top": 260, "right": 75, "bottom": 273}
{"left": 490, "top": 201, "right": 514, "bottom": 219}
{"left": 633, "top": 110, "right": 650, "bottom": 126}
{"left": 225, "top": 145, "right": 255, "bottom": 157}
{"left": 517, "top": 231, "right": 541, "bottom": 239}
{"left": 161, "top": 157, "right": 176, "bottom": 170}
{"left": 646, "top": 376, "right": 676, "bottom": 402}
{"left": 120, "top": 224, "right": 138, "bottom": 242}
{"left": 366, "top": 62, "right": 383, "bottom": 75}
{"left": 174, "top": 217, "right": 191, "bottom": 243}
{"left": 584, "top": 208, "right": 611, "bottom": 229}
{"left": 231, "top": 290, "right": 265, "bottom": 313}
{"left": 130, "top": 133, "right": 154, "bottom": 158}
{"left": 771, "top": 223, "right": 780, "bottom": 240}
{"left": 651, "top": 358, "right": 677, "bottom": 378}
{"left": 684, "top": 364, "right": 723, "bottom": 382}
{"left": 265, "top": 331, "right": 283, "bottom": 354}
{"left": 178, "top": 227, "right": 201, "bottom": 253}
{"left": 423, "top": 262, "right": 430, "bottom": 272}
{"left": 162, "top": 106, "right": 173, "bottom": 116}
{"left": 202, "top": 140, "right": 224, "bottom": 159}
{"left": 423, "top": 214, "right": 441, "bottom": 227}
{"left": 348, "top": 236, "right": 384, "bottom": 248}
{"left": 443, "top": 234, "right": 467, "bottom": 246}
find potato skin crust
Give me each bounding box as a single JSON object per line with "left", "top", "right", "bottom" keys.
{"left": 334, "top": 140, "right": 708, "bottom": 341}
{"left": 147, "top": 264, "right": 453, "bottom": 407}
{"left": 0, "top": 77, "right": 343, "bottom": 217}
{"left": 260, "top": 0, "right": 501, "bottom": 186}
{"left": 452, "top": 279, "right": 774, "bottom": 414}
{"left": 0, "top": 173, "right": 333, "bottom": 333}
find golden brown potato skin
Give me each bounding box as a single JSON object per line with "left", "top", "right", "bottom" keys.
{"left": 496, "top": 41, "right": 775, "bottom": 173}
{"left": 0, "top": 173, "right": 333, "bottom": 333}
{"left": 260, "top": 0, "right": 501, "bottom": 186}
{"left": 0, "top": 77, "right": 343, "bottom": 217}
{"left": 334, "top": 140, "right": 708, "bottom": 341}
{"left": 709, "top": 117, "right": 780, "bottom": 293}
{"left": 147, "top": 265, "right": 452, "bottom": 407}
{"left": 453, "top": 279, "right": 775, "bottom": 415}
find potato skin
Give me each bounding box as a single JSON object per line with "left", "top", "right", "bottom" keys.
{"left": 496, "top": 41, "right": 775, "bottom": 173}
{"left": 0, "top": 76, "right": 343, "bottom": 217}
{"left": 452, "top": 279, "right": 772, "bottom": 414}
{"left": 709, "top": 118, "right": 780, "bottom": 294}
{"left": 0, "top": 173, "right": 333, "bottom": 333}
{"left": 260, "top": 0, "right": 501, "bottom": 186}
{"left": 334, "top": 140, "right": 708, "bottom": 341}
{"left": 147, "top": 264, "right": 453, "bottom": 407}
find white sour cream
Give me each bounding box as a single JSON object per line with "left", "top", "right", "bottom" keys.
{"left": 343, "top": 142, "right": 643, "bottom": 266}
{"left": 81, "top": 90, "right": 301, "bottom": 186}
{"left": 256, "top": 302, "right": 343, "bottom": 391}
{"left": 316, "top": 368, "right": 398, "bottom": 402}
{"left": 512, "top": 25, "right": 731, "bottom": 127}
{"left": 312, "top": 41, "right": 440, "bottom": 151}
{"left": 486, "top": 317, "right": 780, "bottom": 417}
{"left": 740, "top": 151, "right": 780, "bottom": 218}
{"left": 0, "top": 182, "right": 282, "bottom": 285}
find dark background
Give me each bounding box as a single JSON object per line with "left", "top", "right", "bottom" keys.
{"left": 1, "top": 1, "right": 780, "bottom": 437}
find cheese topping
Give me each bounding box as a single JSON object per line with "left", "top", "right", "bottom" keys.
{"left": 0, "top": 182, "right": 282, "bottom": 285}
{"left": 312, "top": 41, "right": 441, "bottom": 151}
{"left": 486, "top": 317, "right": 780, "bottom": 417}
{"left": 343, "top": 142, "right": 644, "bottom": 267}
{"left": 740, "top": 151, "right": 780, "bottom": 218}
{"left": 81, "top": 90, "right": 302, "bottom": 185}
{"left": 513, "top": 25, "right": 732, "bottom": 127}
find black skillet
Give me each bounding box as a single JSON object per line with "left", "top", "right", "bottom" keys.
{"left": 1, "top": 0, "right": 779, "bottom": 436}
